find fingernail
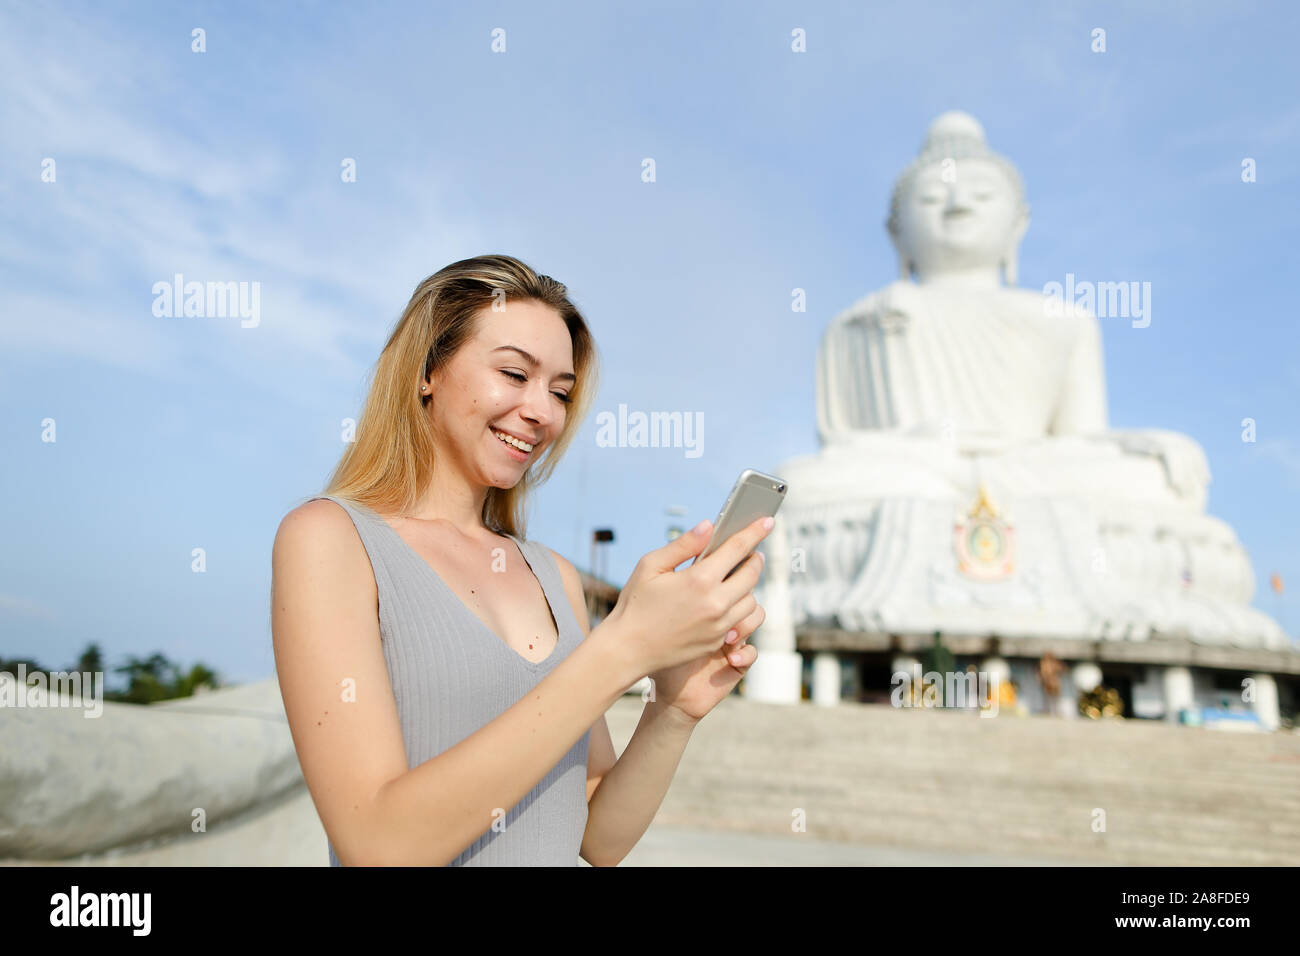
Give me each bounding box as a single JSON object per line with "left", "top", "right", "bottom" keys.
{"left": 761, "top": 516, "right": 774, "bottom": 530}
{"left": 693, "top": 520, "right": 711, "bottom": 536}
{"left": 728, "top": 651, "right": 743, "bottom": 666}
{"left": 725, "top": 629, "right": 739, "bottom": 644}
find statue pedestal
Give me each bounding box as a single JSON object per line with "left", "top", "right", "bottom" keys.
{"left": 745, "top": 514, "right": 805, "bottom": 704}
{"left": 812, "top": 652, "right": 843, "bottom": 706}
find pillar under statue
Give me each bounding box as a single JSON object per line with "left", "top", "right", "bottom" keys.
{"left": 745, "top": 111, "right": 1288, "bottom": 706}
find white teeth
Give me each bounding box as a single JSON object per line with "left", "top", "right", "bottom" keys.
{"left": 492, "top": 428, "right": 533, "bottom": 452}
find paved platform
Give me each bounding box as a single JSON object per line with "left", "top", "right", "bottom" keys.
{"left": 5, "top": 691, "right": 1296, "bottom": 866}
{"left": 2, "top": 785, "right": 1097, "bottom": 867}
{"left": 607, "top": 824, "right": 1099, "bottom": 867}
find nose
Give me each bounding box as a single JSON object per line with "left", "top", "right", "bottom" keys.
{"left": 518, "top": 380, "right": 556, "bottom": 433}
{"left": 943, "top": 183, "right": 974, "bottom": 215}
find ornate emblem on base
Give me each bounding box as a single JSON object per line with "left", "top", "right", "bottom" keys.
{"left": 953, "top": 483, "right": 1016, "bottom": 580}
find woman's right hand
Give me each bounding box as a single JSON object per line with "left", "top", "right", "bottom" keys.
{"left": 599, "top": 515, "right": 774, "bottom": 677}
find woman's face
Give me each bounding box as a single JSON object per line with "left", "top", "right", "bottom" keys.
{"left": 424, "top": 298, "right": 575, "bottom": 490}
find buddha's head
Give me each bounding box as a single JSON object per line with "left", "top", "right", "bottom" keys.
{"left": 887, "top": 112, "right": 1030, "bottom": 285}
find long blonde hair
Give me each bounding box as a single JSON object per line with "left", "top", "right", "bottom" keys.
{"left": 318, "top": 255, "right": 599, "bottom": 537}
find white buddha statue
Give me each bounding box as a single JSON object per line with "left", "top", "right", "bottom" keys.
{"left": 768, "top": 111, "right": 1286, "bottom": 650}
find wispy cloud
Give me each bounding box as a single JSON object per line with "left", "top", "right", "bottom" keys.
{"left": 0, "top": 594, "right": 58, "bottom": 622}
{"left": 0, "top": 3, "right": 489, "bottom": 408}
{"left": 1254, "top": 438, "right": 1300, "bottom": 489}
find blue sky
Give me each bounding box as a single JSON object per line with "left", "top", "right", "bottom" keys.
{"left": 2, "top": 0, "right": 1297, "bottom": 683}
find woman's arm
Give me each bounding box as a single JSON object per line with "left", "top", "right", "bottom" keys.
{"left": 548, "top": 548, "right": 698, "bottom": 867}
{"left": 271, "top": 499, "right": 642, "bottom": 866}
{"left": 581, "top": 699, "right": 697, "bottom": 866}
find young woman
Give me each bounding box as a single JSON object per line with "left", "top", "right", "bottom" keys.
{"left": 271, "top": 254, "right": 772, "bottom": 866}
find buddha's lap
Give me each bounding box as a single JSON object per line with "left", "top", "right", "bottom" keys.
{"left": 780, "top": 447, "right": 1204, "bottom": 511}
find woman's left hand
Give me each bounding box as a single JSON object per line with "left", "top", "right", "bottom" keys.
{"left": 647, "top": 601, "right": 766, "bottom": 724}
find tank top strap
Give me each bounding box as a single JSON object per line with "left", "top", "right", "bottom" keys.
{"left": 504, "top": 534, "right": 574, "bottom": 631}
{"left": 304, "top": 495, "right": 403, "bottom": 597}
{"left": 305, "top": 494, "right": 383, "bottom": 537}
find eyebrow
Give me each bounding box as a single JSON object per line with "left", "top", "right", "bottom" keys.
{"left": 492, "top": 345, "right": 577, "bottom": 383}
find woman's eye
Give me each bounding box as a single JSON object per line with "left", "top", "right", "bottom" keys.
{"left": 502, "top": 370, "right": 572, "bottom": 404}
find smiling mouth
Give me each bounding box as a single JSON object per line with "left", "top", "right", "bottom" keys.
{"left": 490, "top": 427, "right": 535, "bottom": 454}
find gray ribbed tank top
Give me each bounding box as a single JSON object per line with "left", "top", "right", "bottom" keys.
{"left": 306, "top": 495, "right": 591, "bottom": 866}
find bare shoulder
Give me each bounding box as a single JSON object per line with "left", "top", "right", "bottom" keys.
{"left": 274, "top": 499, "right": 371, "bottom": 574}
{"left": 271, "top": 497, "right": 379, "bottom": 653}
{"left": 275, "top": 497, "right": 356, "bottom": 548}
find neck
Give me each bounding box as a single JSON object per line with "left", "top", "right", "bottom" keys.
{"left": 405, "top": 459, "right": 494, "bottom": 539}
{"left": 913, "top": 265, "right": 1004, "bottom": 290}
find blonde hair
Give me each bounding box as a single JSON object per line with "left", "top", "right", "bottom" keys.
{"left": 317, "top": 254, "right": 599, "bottom": 537}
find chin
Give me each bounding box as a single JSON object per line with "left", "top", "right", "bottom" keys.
{"left": 485, "top": 469, "right": 527, "bottom": 489}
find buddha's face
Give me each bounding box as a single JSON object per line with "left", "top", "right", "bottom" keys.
{"left": 893, "top": 157, "right": 1026, "bottom": 279}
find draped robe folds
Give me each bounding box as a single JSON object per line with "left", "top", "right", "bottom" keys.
{"left": 813, "top": 280, "right": 1210, "bottom": 507}
{"left": 816, "top": 280, "right": 1108, "bottom": 444}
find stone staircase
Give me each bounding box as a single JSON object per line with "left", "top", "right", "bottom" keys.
{"left": 604, "top": 694, "right": 1300, "bottom": 866}
{"left": 8, "top": 683, "right": 1296, "bottom": 865}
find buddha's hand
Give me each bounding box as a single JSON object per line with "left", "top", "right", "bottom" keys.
{"left": 1111, "top": 429, "right": 1210, "bottom": 500}
{"left": 861, "top": 284, "right": 914, "bottom": 335}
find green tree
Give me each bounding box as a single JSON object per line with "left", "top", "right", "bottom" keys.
{"left": 174, "top": 662, "right": 221, "bottom": 697}
{"left": 5, "top": 647, "right": 222, "bottom": 704}
{"left": 113, "top": 652, "right": 180, "bottom": 704}
{"left": 0, "top": 657, "right": 47, "bottom": 677}
{"left": 74, "top": 643, "right": 104, "bottom": 675}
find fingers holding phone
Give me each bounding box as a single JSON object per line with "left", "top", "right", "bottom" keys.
{"left": 601, "top": 469, "right": 788, "bottom": 677}
{"left": 694, "top": 514, "right": 772, "bottom": 587}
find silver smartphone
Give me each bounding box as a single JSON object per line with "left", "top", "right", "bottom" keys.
{"left": 690, "top": 469, "right": 789, "bottom": 580}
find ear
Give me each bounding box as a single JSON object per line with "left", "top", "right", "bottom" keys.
{"left": 888, "top": 226, "right": 913, "bottom": 281}
{"left": 1012, "top": 204, "right": 1030, "bottom": 244}
{"left": 1001, "top": 206, "right": 1030, "bottom": 285}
